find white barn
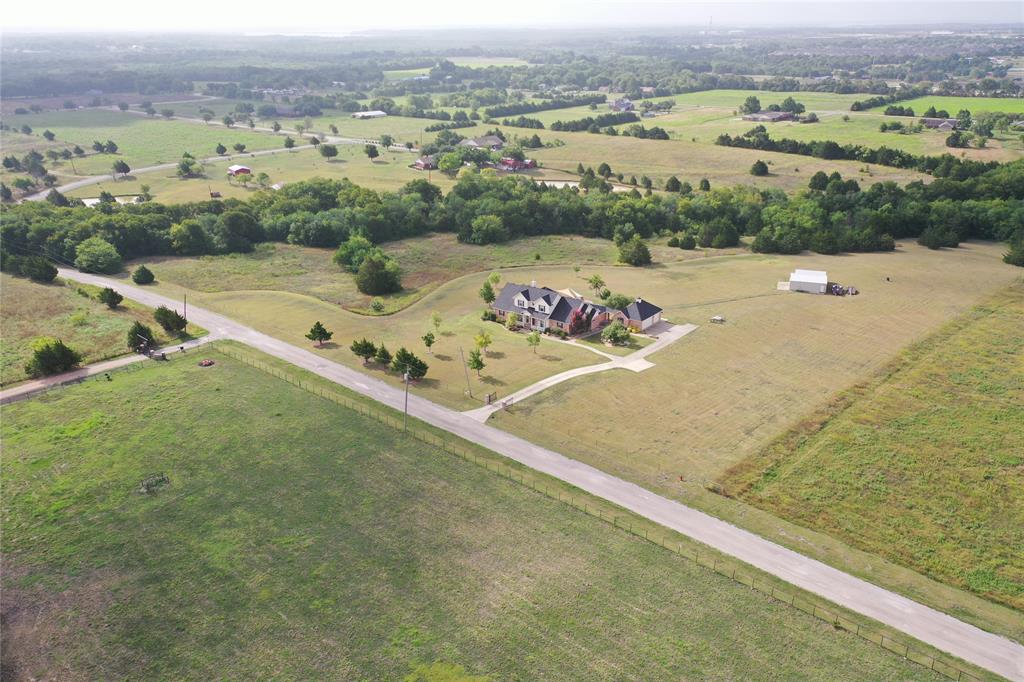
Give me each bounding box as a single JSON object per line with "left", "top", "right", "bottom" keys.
{"left": 352, "top": 110, "right": 388, "bottom": 119}
{"left": 789, "top": 269, "right": 828, "bottom": 294}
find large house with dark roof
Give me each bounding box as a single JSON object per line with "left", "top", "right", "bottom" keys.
{"left": 492, "top": 282, "right": 663, "bottom": 334}
{"left": 458, "top": 135, "right": 505, "bottom": 151}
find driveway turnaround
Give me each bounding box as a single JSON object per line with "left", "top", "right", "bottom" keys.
{"left": 46, "top": 268, "right": 1024, "bottom": 681}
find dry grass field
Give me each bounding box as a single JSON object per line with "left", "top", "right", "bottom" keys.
{"left": 722, "top": 283, "right": 1024, "bottom": 610}
{"left": 489, "top": 241, "right": 1018, "bottom": 484}
{"left": 0, "top": 274, "right": 203, "bottom": 386}
{"left": 134, "top": 234, "right": 617, "bottom": 311}
{"left": 528, "top": 131, "right": 931, "bottom": 191}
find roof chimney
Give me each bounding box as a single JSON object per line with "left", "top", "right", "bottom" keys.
{"left": 531, "top": 280, "right": 537, "bottom": 288}
{"left": 635, "top": 297, "right": 642, "bottom": 303}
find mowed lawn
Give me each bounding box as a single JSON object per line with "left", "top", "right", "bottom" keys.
{"left": 723, "top": 283, "right": 1024, "bottom": 610}
{"left": 0, "top": 348, "right": 944, "bottom": 681}
{"left": 0, "top": 274, "right": 203, "bottom": 386}
{"left": 130, "top": 254, "right": 602, "bottom": 411}
{"left": 11, "top": 109, "right": 282, "bottom": 176}
{"left": 136, "top": 234, "right": 617, "bottom": 310}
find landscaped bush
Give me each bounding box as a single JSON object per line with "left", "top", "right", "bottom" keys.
{"left": 618, "top": 235, "right": 652, "bottom": 266}
{"left": 601, "top": 321, "right": 631, "bottom": 346}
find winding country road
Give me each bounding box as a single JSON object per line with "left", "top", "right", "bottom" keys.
{"left": 26, "top": 268, "right": 1024, "bottom": 681}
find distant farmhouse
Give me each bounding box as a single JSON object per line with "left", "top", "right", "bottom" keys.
{"left": 493, "top": 282, "right": 662, "bottom": 333}
{"left": 742, "top": 111, "right": 795, "bottom": 123}
{"left": 920, "top": 117, "right": 960, "bottom": 131}
{"left": 352, "top": 110, "right": 388, "bottom": 119}
{"left": 226, "top": 164, "right": 252, "bottom": 177}
{"left": 610, "top": 98, "right": 635, "bottom": 112}
{"left": 413, "top": 155, "right": 437, "bottom": 170}
{"left": 496, "top": 157, "right": 536, "bottom": 172}
{"left": 459, "top": 135, "right": 505, "bottom": 151}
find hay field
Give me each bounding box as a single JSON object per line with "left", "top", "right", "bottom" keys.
{"left": 723, "top": 283, "right": 1024, "bottom": 610}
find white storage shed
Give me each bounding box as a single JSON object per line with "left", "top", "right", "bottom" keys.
{"left": 789, "top": 269, "right": 828, "bottom": 294}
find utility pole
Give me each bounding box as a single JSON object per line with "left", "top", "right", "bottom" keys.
{"left": 459, "top": 346, "right": 473, "bottom": 398}
{"left": 403, "top": 372, "right": 410, "bottom": 432}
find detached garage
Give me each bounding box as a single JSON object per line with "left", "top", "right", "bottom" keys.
{"left": 789, "top": 269, "right": 828, "bottom": 294}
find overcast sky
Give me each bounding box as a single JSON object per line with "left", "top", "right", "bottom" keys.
{"left": 3, "top": 0, "right": 1022, "bottom": 33}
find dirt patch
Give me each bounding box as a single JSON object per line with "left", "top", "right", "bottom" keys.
{"left": 1, "top": 560, "right": 123, "bottom": 681}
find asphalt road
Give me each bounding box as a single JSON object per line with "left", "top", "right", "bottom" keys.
{"left": 45, "top": 268, "right": 1024, "bottom": 681}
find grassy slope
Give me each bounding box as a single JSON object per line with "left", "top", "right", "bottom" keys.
{"left": 0, "top": 274, "right": 203, "bottom": 386}
{"left": 0, "top": 348, "right": 943, "bottom": 681}
{"left": 135, "top": 234, "right": 618, "bottom": 310}
{"left": 722, "top": 283, "right": 1024, "bottom": 610}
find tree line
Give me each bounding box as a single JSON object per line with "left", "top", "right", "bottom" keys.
{"left": 715, "top": 126, "right": 1000, "bottom": 180}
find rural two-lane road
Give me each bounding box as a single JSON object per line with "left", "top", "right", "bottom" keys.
{"left": 45, "top": 268, "right": 1024, "bottom": 681}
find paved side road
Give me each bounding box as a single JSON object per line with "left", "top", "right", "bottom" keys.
{"left": 45, "top": 268, "right": 1024, "bottom": 681}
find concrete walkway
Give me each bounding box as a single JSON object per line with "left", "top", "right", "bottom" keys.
{"left": 464, "top": 322, "right": 697, "bottom": 422}
{"left": 0, "top": 333, "right": 219, "bottom": 404}
{"left": 31, "top": 268, "right": 1024, "bottom": 681}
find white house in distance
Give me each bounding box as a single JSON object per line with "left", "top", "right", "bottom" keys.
{"left": 788, "top": 269, "right": 828, "bottom": 294}
{"left": 352, "top": 110, "right": 388, "bottom": 119}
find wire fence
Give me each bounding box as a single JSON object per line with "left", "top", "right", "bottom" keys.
{"left": 215, "top": 345, "right": 984, "bottom": 682}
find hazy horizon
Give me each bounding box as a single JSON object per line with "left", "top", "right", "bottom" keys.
{"left": 3, "top": 1, "right": 1022, "bottom": 35}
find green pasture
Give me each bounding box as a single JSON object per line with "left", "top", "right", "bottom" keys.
{"left": 10, "top": 109, "right": 283, "bottom": 175}
{"left": 0, "top": 346, "right": 947, "bottom": 680}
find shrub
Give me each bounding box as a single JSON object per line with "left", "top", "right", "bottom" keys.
{"left": 355, "top": 253, "right": 401, "bottom": 295}
{"left": 154, "top": 306, "right": 187, "bottom": 334}
{"left": 19, "top": 256, "right": 58, "bottom": 282}
{"left": 127, "top": 321, "right": 156, "bottom": 352}
{"left": 750, "top": 160, "right": 769, "bottom": 176}
{"left": 74, "top": 237, "right": 122, "bottom": 274}
{"left": 374, "top": 344, "right": 392, "bottom": 365}
{"left": 132, "top": 264, "right": 155, "bottom": 284}
{"left": 481, "top": 309, "right": 497, "bottom": 322}
{"left": 601, "top": 320, "right": 631, "bottom": 346}
{"left": 98, "top": 287, "right": 123, "bottom": 308}
{"left": 667, "top": 236, "right": 680, "bottom": 247}
{"left": 391, "top": 347, "right": 429, "bottom": 379}
{"left": 679, "top": 233, "right": 697, "bottom": 250}
{"left": 370, "top": 298, "right": 385, "bottom": 312}
{"left": 25, "top": 337, "right": 82, "bottom": 377}
{"left": 617, "top": 235, "right": 652, "bottom": 266}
